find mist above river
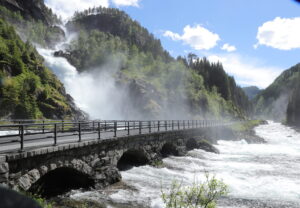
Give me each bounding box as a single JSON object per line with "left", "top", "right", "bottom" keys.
{"left": 70, "top": 121, "right": 300, "bottom": 208}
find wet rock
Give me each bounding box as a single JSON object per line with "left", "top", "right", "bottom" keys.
{"left": 49, "top": 163, "right": 57, "bottom": 170}
{"left": 18, "top": 174, "right": 31, "bottom": 190}
{"left": 9, "top": 172, "right": 21, "bottom": 180}
{"left": 91, "top": 158, "right": 100, "bottom": 167}
{"left": 198, "top": 139, "right": 220, "bottom": 154}
{"left": 39, "top": 166, "right": 48, "bottom": 176}
{"left": 94, "top": 166, "right": 121, "bottom": 188}
{"left": 45, "top": 26, "right": 66, "bottom": 46}
{"left": 0, "top": 163, "right": 9, "bottom": 174}
{"left": 0, "top": 173, "right": 8, "bottom": 183}
{"left": 27, "top": 169, "right": 40, "bottom": 183}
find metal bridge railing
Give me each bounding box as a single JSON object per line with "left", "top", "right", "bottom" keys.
{"left": 0, "top": 120, "right": 229, "bottom": 153}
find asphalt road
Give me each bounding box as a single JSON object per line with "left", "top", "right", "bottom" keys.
{"left": 0, "top": 124, "right": 191, "bottom": 154}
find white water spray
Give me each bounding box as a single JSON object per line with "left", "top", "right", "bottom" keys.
{"left": 70, "top": 121, "right": 300, "bottom": 208}
{"left": 37, "top": 31, "right": 128, "bottom": 120}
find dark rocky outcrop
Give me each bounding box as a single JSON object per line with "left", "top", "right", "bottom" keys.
{"left": 198, "top": 139, "right": 220, "bottom": 154}
{"left": 0, "top": 0, "right": 60, "bottom": 25}
{"left": 44, "top": 25, "right": 66, "bottom": 47}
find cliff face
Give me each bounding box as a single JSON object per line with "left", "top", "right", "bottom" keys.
{"left": 254, "top": 64, "right": 300, "bottom": 121}
{"left": 286, "top": 78, "right": 300, "bottom": 127}
{"left": 0, "top": 0, "right": 59, "bottom": 25}
{"left": 0, "top": 0, "right": 64, "bottom": 48}
{"left": 0, "top": 18, "right": 85, "bottom": 120}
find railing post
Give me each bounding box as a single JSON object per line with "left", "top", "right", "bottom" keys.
{"left": 165, "top": 121, "right": 167, "bottom": 131}
{"left": 127, "top": 121, "right": 130, "bottom": 135}
{"left": 105, "top": 121, "right": 107, "bottom": 131}
{"left": 183, "top": 120, "right": 185, "bottom": 129}
{"left": 172, "top": 120, "right": 174, "bottom": 130}
{"left": 149, "top": 121, "right": 151, "bottom": 133}
{"left": 42, "top": 120, "right": 45, "bottom": 134}
{"left": 18, "top": 121, "right": 21, "bottom": 135}
{"left": 19, "top": 125, "right": 24, "bottom": 152}
{"left": 98, "top": 122, "right": 101, "bottom": 140}
{"left": 187, "top": 120, "right": 190, "bottom": 129}
{"left": 61, "top": 120, "right": 64, "bottom": 133}
{"left": 54, "top": 123, "right": 57, "bottom": 146}
{"left": 114, "top": 121, "right": 117, "bottom": 137}
{"left": 139, "top": 121, "right": 142, "bottom": 135}
{"left": 78, "top": 123, "right": 82, "bottom": 142}
{"left": 158, "top": 121, "right": 160, "bottom": 132}
{"left": 178, "top": 120, "right": 180, "bottom": 130}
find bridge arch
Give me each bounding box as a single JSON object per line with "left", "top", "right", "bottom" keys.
{"left": 29, "top": 167, "right": 94, "bottom": 198}
{"left": 117, "top": 149, "right": 149, "bottom": 171}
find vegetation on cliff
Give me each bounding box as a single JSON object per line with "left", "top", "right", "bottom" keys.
{"left": 0, "top": 0, "right": 64, "bottom": 48}
{"left": 242, "top": 86, "right": 261, "bottom": 100}
{"left": 55, "top": 7, "right": 251, "bottom": 119}
{"left": 0, "top": 18, "right": 82, "bottom": 119}
{"left": 286, "top": 74, "right": 300, "bottom": 127}
{"left": 254, "top": 63, "right": 300, "bottom": 121}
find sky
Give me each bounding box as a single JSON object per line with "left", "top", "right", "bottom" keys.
{"left": 45, "top": 0, "right": 300, "bottom": 89}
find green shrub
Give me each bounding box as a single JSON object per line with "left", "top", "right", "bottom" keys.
{"left": 161, "top": 173, "right": 228, "bottom": 208}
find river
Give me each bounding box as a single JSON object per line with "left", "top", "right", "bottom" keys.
{"left": 68, "top": 121, "right": 300, "bottom": 208}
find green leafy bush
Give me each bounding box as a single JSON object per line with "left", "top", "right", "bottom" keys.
{"left": 161, "top": 173, "right": 228, "bottom": 208}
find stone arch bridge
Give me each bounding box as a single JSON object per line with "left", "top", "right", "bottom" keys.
{"left": 0, "top": 120, "right": 234, "bottom": 197}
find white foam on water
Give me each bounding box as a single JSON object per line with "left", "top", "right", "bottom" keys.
{"left": 0, "top": 131, "right": 19, "bottom": 136}
{"left": 70, "top": 121, "right": 300, "bottom": 207}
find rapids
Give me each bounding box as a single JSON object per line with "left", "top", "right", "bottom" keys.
{"left": 70, "top": 121, "right": 300, "bottom": 208}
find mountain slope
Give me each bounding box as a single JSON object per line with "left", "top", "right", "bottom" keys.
{"left": 67, "top": 7, "right": 172, "bottom": 64}
{"left": 286, "top": 74, "right": 300, "bottom": 127}
{"left": 242, "top": 86, "right": 261, "bottom": 100}
{"left": 0, "top": 18, "right": 84, "bottom": 119}
{"left": 0, "top": 0, "right": 64, "bottom": 47}
{"left": 254, "top": 63, "right": 300, "bottom": 121}
{"left": 54, "top": 7, "right": 251, "bottom": 119}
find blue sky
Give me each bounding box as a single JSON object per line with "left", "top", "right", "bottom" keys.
{"left": 45, "top": 0, "right": 300, "bottom": 89}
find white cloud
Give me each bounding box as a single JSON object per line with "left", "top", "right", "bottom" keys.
{"left": 221, "top": 43, "right": 236, "bottom": 52}
{"left": 45, "top": 0, "right": 109, "bottom": 20}
{"left": 112, "top": 0, "right": 140, "bottom": 7}
{"left": 163, "top": 25, "right": 220, "bottom": 50}
{"left": 207, "top": 54, "right": 281, "bottom": 89}
{"left": 45, "top": 0, "right": 141, "bottom": 20}
{"left": 255, "top": 17, "right": 300, "bottom": 50}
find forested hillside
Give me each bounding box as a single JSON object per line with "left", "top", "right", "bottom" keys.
{"left": 54, "top": 7, "right": 251, "bottom": 119}
{"left": 242, "top": 86, "right": 261, "bottom": 100}
{"left": 0, "top": 1, "right": 251, "bottom": 120}
{"left": 254, "top": 63, "right": 300, "bottom": 121}
{"left": 286, "top": 73, "right": 300, "bottom": 127}
{"left": 0, "top": 0, "right": 64, "bottom": 47}
{"left": 0, "top": 18, "right": 83, "bottom": 119}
